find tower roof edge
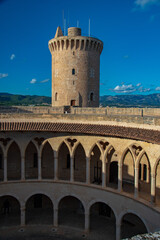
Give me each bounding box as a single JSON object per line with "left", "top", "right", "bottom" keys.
{"left": 55, "top": 26, "right": 63, "bottom": 38}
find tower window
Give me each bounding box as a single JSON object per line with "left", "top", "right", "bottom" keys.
{"left": 72, "top": 68, "right": 75, "bottom": 75}
{"left": 90, "top": 92, "right": 94, "bottom": 101}
{"left": 55, "top": 92, "right": 58, "bottom": 101}
{"left": 33, "top": 153, "right": 38, "bottom": 168}
{"left": 90, "top": 68, "right": 95, "bottom": 78}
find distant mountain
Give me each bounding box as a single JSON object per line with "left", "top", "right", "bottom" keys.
{"left": 100, "top": 94, "right": 160, "bottom": 107}
{"left": 1, "top": 92, "right": 160, "bottom": 107}
{"left": 0, "top": 93, "right": 51, "bottom": 106}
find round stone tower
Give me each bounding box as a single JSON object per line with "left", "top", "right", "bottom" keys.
{"left": 48, "top": 26, "right": 103, "bottom": 107}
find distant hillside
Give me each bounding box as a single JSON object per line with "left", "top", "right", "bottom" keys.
{"left": 1, "top": 92, "right": 160, "bottom": 107}
{"left": 100, "top": 94, "right": 160, "bottom": 108}
{"left": 0, "top": 93, "right": 51, "bottom": 106}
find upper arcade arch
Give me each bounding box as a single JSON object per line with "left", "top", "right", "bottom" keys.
{"left": 25, "top": 141, "right": 38, "bottom": 179}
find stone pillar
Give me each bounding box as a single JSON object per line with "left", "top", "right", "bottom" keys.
{"left": 85, "top": 212, "right": 90, "bottom": 232}
{"left": 54, "top": 207, "right": 58, "bottom": 227}
{"left": 116, "top": 222, "right": 121, "bottom": 240}
{"left": 21, "top": 156, "right": 25, "bottom": 181}
{"left": 70, "top": 156, "right": 74, "bottom": 182}
{"left": 54, "top": 154, "right": 58, "bottom": 181}
{"left": 134, "top": 167, "right": 139, "bottom": 198}
{"left": 20, "top": 206, "right": 25, "bottom": 226}
{"left": 118, "top": 164, "right": 123, "bottom": 192}
{"left": 106, "top": 162, "right": 110, "bottom": 186}
{"left": 86, "top": 156, "right": 90, "bottom": 184}
{"left": 151, "top": 174, "right": 156, "bottom": 204}
{"left": 4, "top": 155, "right": 7, "bottom": 182}
{"left": 102, "top": 157, "right": 106, "bottom": 187}
{"left": 38, "top": 154, "right": 41, "bottom": 180}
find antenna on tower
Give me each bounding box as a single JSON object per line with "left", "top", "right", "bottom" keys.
{"left": 77, "top": 20, "right": 79, "bottom": 28}
{"left": 62, "top": 10, "right": 66, "bottom": 35}
{"left": 88, "top": 18, "right": 91, "bottom": 37}
{"left": 67, "top": 9, "right": 69, "bottom": 28}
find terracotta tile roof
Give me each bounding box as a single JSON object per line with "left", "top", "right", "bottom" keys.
{"left": 0, "top": 121, "right": 160, "bottom": 144}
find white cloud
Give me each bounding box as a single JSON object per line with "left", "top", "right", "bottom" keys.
{"left": 155, "top": 87, "right": 160, "bottom": 91}
{"left": 10, "top": 54, "right": 15, "bottom": 60}
{"left": 136, "top": 83, "right": 141, "bottom": 87}
{"left": 0, "top": 73, "right": 8, "bottom": 79}
{"left": 113, "top": 84, "right": 136, "bottom": 93}
{"left": 30, "top": 78, "right": 37, "bottom": 84}
{"left": 138, "top": 86, "right": 151, "bottom": 92}
{"left": 134, "top": 0, "right": 160, "bottom": 9}
{"left": 40, "top": 78, "right": 50, "bottom": 83}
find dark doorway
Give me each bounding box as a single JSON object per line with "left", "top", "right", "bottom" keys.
{"left": 71, "top": 100, "right": 76, "bottom": 106}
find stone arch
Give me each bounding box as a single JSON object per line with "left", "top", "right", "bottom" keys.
{"left": 122, "top": 148, "right": 135, "bottom": 194}
{"left": 58, "top": 141, "right": 70, "bottom": 180}
{"left": 0, "top": 195, "right": 20, "bottom": 226}
{"left": 25, "top": 141, "right": 38, "bottom": 179}
{"left": 73, "top": 143, "right": 86, "bottom": 182}
{"left": 138, "top": 152, "right": 151, "bottom": 201}
{"left": 90, "top": 144, "right": 102, "bottom": 185}
{"left": 41, "top": 141, "right": 54, "bottom": 179}
{"left": 120, "top": 211, "right": 148, "bottom": 239}
{"left": 155, "top": 158, "right": 160, "bottom": 205}
{"left": 58, "top": 195, "right": 85, "bottom": 229}
{"left": 26, "top": 193, "right": 53, "bottom": 225}
{"left": 7, "top": 141, "right": 21, "bottom": 180}
{"left": 89, "top": 201, "right": 116, "bottom": 239}
{"left": 0, "top": 145, "right": 4, "bottom": 181}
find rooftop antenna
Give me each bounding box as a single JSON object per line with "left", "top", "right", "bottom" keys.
{"left": 62, "top": 10, "right": 65, "bottom": 35}
{"left": 62, "top": 10, "right": 66, "bottom": 35}
{"left": 67, "top": 9, "right": 69, "bottom": 29}
{"left": 77, "top": 20, "right": 79, "bottom": 28}
{"left": 88, "top": 18, "right": 91, "bottom": 37}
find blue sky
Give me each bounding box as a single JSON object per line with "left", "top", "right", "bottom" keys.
{"left": 0, "top": 0, "right": 160, "bottom": 97}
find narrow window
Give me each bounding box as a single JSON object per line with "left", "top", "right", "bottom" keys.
{"left": 55, "top": 92, "right": 58, "bottom": 101}
{"left": 33, "top": 153, "right": 38, "bottom": 168}
{"left": 67, "top": 154, "right": 70, "bottom": 169}
{"left": 143, "top": 164, "right": 147, "bottom": 181}
{"left": 0, "top": 154, "right": 2, "bottom": 169}
{"left": 72, "top": 68, "right": 75, "bottom": 75}
{"left": 90, "top": 92, "right": 94, "bottom": 101}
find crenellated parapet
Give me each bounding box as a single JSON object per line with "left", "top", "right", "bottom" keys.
{"left": 48, "top": 36, "right": 103, "bottom": 54}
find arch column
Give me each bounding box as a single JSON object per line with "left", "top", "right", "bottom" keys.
{"left": 116, "top": 222, "right": 121, "bottom": 240}
{"left": 70, "top": 156, "right": 74, "bottom": 182}
{"left": 4, "top": 154, "right": 7, "bottom": 181}
{"left": 21, "top": 156, "right": 25, "bottom": 181}
{"left": 38, "top": 153, "right": 41, "bottom": 180}
{"left": 85, "top": 209, "right": 90, "bottom": 232}
{"left": 118, "top": 163, "right": 123, "bottom": 192}
{"left": 151, "top": 174, "right": 156, "bottom": 204}
{"left": 54, "top": 207, "right": 58, "bottom": 227}
{"left": 20, "top": 205, "right": 26, "bottom": 226}
{"left": 102, "top": 156, "right": 106, "bottom": 187}
{"left": 54, "top": 151, "right": 58, "bottom": 181}
{"left": 134, "top": 167, "right": 139, "bottom": 198}
{"left": 86, "top": 156, "right": 90, "bottom": 184}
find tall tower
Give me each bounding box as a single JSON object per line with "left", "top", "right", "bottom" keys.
{"left": 48, "top": 26, "right": 103, "bottom": 107}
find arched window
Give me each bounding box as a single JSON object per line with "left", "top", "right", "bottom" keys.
{"left": 72, "top": 68, "right": 75, "bottom": 75}
{"left": 55, "top": 92, "right": 58, "bottom": 101}
{"left": 90, "top": 92, "right": 94, "bottom": 101}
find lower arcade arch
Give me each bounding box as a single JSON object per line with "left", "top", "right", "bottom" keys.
{"left": 0, "top": 195, "right": 20, "bottom": 226}
{"left": 26, "top": 194, "right": 53, "bottom": 225}
{"left": 58, "top": 196, "right": 85, "bottom": 229}
{"left": 89, "top": 202, "right": 116, "bottom": 239}
{"left": 121, "top": 213, "right": 147, "bottom": 239}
